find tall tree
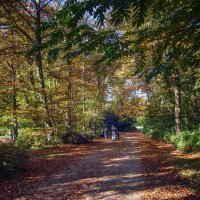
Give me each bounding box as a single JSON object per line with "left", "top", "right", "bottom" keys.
{"left": 1, "top": 0, "right": 62, "bottom": 131}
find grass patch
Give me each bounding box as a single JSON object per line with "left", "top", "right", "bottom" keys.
{"left": 169, "top": 152, "right": 200, "bottom": 193}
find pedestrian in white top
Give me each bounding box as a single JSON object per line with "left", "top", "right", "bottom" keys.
{"left": 104, "top": 127, "right": 108, "bottom": 139}
{"left": 111, "top": 125, "right": 116, "bottom": 140}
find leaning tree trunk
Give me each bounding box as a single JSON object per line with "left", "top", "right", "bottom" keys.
{"left": 35, "top": 4, "right": 52, "bottom": 129}
{"left": 12, "top": 66, "right": 18, "bottom": 140}
{"left": 174, "top": 74, "right": 181, "bottom": 134}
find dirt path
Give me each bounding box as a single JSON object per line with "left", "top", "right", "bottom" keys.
{"left": 0, "top": 132, "right": 143, "bottom": 200}
{"left": 80, "top": 132, "right": 142, "bottom": 200}
{"left": 1, "top": 131, "right": 199, "bottom": 200}
{"left": 25, "top": 132, "right": 142, "bottom": 200}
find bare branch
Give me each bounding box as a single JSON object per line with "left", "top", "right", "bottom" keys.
{"left": 1, "top": 4, "right": 35, "bottom": 44}
{"left": 16, "top": 1, "right": 35, "bottom": 19}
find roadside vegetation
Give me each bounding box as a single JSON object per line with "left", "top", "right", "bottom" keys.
{"left": 0, "top": 1, "right": 199, "bottom": 198}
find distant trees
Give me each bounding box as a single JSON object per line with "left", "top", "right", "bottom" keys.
{"left": 54, "top": 0, "right": 200, "bottom": 135}
{"left": 1, "top": 0, "right": 199, "bottom": 151}
{"left": 0, "top": 0, "right": 144, "bottom": 145}
{"left": 1, "top": 1, "right": 63, "bottom": 137}
{"left": 0, "top": 1, "right": 64, "bottom": 140}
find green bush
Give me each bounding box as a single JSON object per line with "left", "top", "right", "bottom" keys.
{"left": 176, "top": 130, "right": 200, "bottom": 152}
{"left": 136, "top": 116, "right": 145, "bottom": 127}
{"left": 143, "top": 128, "right": 200, "bottom": 153}
{"left": 143, "top": 111, "right": 200, "bottom": 152}
{"left": 143, "top": 129, "right": 168, "bottom": 141}
{"left": 16, "top": 130, "right": 54, "bottom": 148}
{"left": 16, "top": 132, "right": 32, "bottom": 149}
{"left": 163, "top": 132, "right": 176, "bottom": 144}
{"left": 32, "top": 134, "right": 48, "bottom": 147}
{"left": 62, "top": 132, "right": 93, "bottom": 144}
{"left": 0, "top": 143, "right": 29, "bottom": 176}
{"left": 143, "top": 114, "right": 175, "bottom": 136}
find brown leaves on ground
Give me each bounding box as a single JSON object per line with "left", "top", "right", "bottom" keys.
{"left": 0, "top": 141, "right": 104, "bottom": 200}
{"left": 0, "top": 132, "right": 200, "bottom": 200}
{"left": 133, "top": 132, "right": 200, "bottom": 200}
{"left": 169, "top": 150, "right": 200, "bottom": 194}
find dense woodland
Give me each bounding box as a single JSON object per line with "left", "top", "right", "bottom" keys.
{"left": 1, "top": 0, "right": 200, "bottom": 175}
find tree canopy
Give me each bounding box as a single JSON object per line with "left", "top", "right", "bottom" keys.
{"left": 0, "top": 0, "right": 200, "bottom": 152}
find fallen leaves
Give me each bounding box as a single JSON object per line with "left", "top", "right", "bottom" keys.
{"left": 0, "top": 132, "right": 199, "bottom": 200}
{"left": 133, "top": 132, "right": 200, "bottom": 200}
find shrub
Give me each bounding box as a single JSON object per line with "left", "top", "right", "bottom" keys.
{"left": 136, "top": 116, "right": 145, "bottom": 127}
{"left": 143, "top": 129, "right": 165, "bottom": 141}
{"left": 32, "top": 134, "right": 48, "bottom": 147}
{"left": 62, "top": 132, "right": 93, "bottom": 144}
{"left": 16, "top": 130, "right": 55, "bottom": 148}
{"left": 143, "top": 114, "right": 175, "bottom": 137}
{"left": 16, "top": 132, "right": 32, "bottom": 149}
{"left": 176, "top": 130, "right": 200, "bottom": 152}
{"left": 0, "top": 143, "right": 29, "bottom": 176}
{"left": 163, "top": 132, "right": 176, "bottom": 144}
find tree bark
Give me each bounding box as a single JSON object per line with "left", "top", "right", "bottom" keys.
{"left": 22, "top": 88, "right": 30, "bottom": 107}
{"left": 66, "top": 63, "right": 73, "bottom": 132}
{"left": 174, "top": 74, "right": 181, "bottom": 134}
{"left": 35, "top": 2, "right": 52, "bottom": 128}
{"left": 82, "top": 62, "right": 86, "bottom": 132}
{"left": 191, "top": 68, "right": 199, "bottom": 119}
{"left": 12, "top": 67, "right": 18, "bottom": 140}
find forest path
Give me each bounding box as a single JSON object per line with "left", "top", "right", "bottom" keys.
{"left": 1, "top": 132, "right": 143, "bottom": 200}
{"left": 1, "top": 131, "right": 198, "bottom": 200}
{"left": 26, "top": 132, "right": 142, "bottom": 200}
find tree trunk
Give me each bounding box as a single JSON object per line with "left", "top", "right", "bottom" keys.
{"left": 12, "top": 67, "right": 18, "bottom": 140}
{"left": 82, "top": 62, "right": 86, "bottom": 132}
{"left": 19, "top": 79, "right": 30, "bottom": 107}
{"left": 94, "top": 119, "right": 97, "bottom": 136}
{"left": 35, "top": 3, "right": 52, "bottom": 128}
{"left": 191, "top": 68, "right": 199, "bottom": 121}
{"left": 174, "top": 74, "right": 181, "bottom": 134}
{"left": 66, "top": 63, "right": 73, "bottom": 132}
{"left": 22, "top": 88, "right": 30, "bottom": 107}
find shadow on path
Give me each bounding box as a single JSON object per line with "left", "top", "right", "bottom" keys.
{"left": 0, "top": 132, "right": 199, "bottom": 200}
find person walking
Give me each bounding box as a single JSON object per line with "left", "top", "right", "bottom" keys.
{"left": 111, "top": 125, "right": 116, "bottom": 140}
{"left": 100, "top": 128, "right": 104, "bottom": 138}
{"left": 104, "top": 127, "right": 108, "bottom": 139}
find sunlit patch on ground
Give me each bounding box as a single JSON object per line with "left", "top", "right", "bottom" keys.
{"left": 136, "top": 132, "right": 200, "bottom": 200}
{"left": 169, "top": 151, "right": 200, "bottom": 194}
{"left": 0, "top": 132, "right": 199, "bottom": 200}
